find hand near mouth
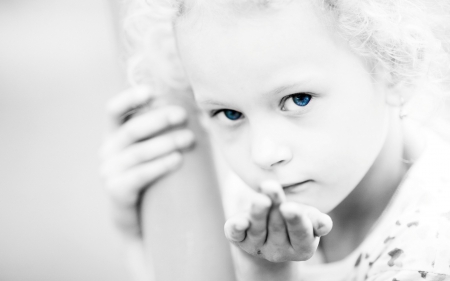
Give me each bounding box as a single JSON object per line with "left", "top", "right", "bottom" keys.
{"left": 224, "top": 180, "right": 332, "bottom": 263}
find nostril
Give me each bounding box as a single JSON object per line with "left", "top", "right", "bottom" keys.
{"left": 271, "top": 160, "right": 285, "bottom": 167}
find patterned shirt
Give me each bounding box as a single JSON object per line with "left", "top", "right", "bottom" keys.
{"left": 302, "top": 130, "right": 450, "bottom": 281}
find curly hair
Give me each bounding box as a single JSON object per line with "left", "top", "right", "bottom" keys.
{"left": 120, "top": 0, "right": 189, "bottom": 94}
{"left": 121, "top": 0, "right": 450, "bottom": 133}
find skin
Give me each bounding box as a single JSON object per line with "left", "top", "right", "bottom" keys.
{"left": 100, "top": 0, "right": 410, "bottom": 279}
{"left": 175, "top": 0, "right": 407, "bottom": 267}
{"left": 100, "top": 85, "right": 194, "bottom": 237}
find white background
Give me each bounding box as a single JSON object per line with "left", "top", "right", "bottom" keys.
{"left": 0, "top": 0, "right": 129, "bottom": 280}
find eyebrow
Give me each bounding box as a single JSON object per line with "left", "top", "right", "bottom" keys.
{"left": 265, "top": 84, "right": 298, "bottom": 97}
{"left": 197, "top": 83, "right": 302, "bottom": 107}
{"left": 197, "top": 99, "right": 228, "bottom": 107}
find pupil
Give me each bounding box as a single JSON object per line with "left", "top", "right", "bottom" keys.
{"left": 293, "top": 94, "right": 311, "bottom": 106}
{"left": 224, "top": 110, "right": 241, "bottom": 120}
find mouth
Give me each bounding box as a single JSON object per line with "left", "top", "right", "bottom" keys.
{"left": 281, "top": 180, "right": 312, "bottom": 192}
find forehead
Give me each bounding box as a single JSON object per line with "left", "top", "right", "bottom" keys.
{"left": 175, "top": 0, "right": 341, "bottom": 99}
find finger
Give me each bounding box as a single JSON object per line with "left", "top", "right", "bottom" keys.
{"left": 247, "top": 193, "right": 272, "bottom": 239}
{"left": 224, "top": 215, "right": 250, "bottom": 243}
{"left": 306, "top": 208, "right": 333, "bottom": 237}
{"left": 100, "top": 105, "right": 187, "bottom": 157}
{"left": 101, "top": 129, "right": 195, "bottom": 176}
{"left": 106, "top": 151, "right": 182, "bottom": 207}
{"left": 279, "top": 202, "right": 318, "bottom": 251}
{"left": 106, "top": 85, "right": 154, "bottom": 127}
{"left": 259, "top": 180, "right": 286, "bottom": 205}
{"left": 266, "top": 204, "right": 289, "bottom": 244}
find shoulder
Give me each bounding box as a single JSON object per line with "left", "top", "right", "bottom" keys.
{"left": 351, "top": 209, "right": 450, "bottom": 281}
{"left": 366, "top": 270, "right": 450, "bottom": 281}
{"left": 354, "top": 130, "right": 450, "bottom": 281}
{"left": 365, "top": 210, "right": 450, "bottom": 279}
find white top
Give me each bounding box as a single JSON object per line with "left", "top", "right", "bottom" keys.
{"left": 300, "top": 130, "right": 450, "bottom": 281}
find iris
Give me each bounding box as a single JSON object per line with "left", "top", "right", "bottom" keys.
{"left": 292, "top": 94, "right": 311, "bottom": 106}
{"left": 224, "top": 109, "right": 242, "bottom": 120}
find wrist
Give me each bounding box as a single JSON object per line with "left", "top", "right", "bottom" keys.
{"left": 231, "top": 246, "right": 299, "bottom": 281}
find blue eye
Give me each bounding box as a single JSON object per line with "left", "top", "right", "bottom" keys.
{"left": 223, "top": 109, "right": 242, "bottom": 120}
{"left": 292, "top": 94, "right": 311, "bottom": 106}
{"left": 281, "top": 93, "right": 312, "bottom": 112}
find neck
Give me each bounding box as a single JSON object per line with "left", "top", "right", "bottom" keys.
{"left": 321, "top": 110, "right": 409, "bottom": 262}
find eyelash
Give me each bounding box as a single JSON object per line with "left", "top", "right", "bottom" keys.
{"left": 279, "top": 93, "right": 313, "bottom": 111}
{"left": 209, "top": 92, "right": 314, "bottom": 121}
{"left": 210, "top": 109, "right": 244, "bottom": 119}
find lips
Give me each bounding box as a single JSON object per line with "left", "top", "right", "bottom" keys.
{"left": 281, "top": 180, "right": 312, "bottom": 192}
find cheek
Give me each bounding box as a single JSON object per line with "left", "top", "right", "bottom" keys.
{"left": 212, "top": 131, "right": 252, "bottom": 173}
{"left": 309, "top": 93, "right": 389, "bottom": 186}
{"left": 212, "top": 129, "right": 263, "bottom": 189}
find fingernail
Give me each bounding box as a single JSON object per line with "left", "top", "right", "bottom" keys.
{"left": 315, "top": 215, "right": 332, "bottom": 236}
{"left": 234, "top": 220, "right": 248, "bottom": 231}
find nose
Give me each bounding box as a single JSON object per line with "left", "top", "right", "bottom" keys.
{"left": 250, "top": 134, "right": 293, "bottom": 170}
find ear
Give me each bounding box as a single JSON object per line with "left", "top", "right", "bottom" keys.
{"left": 385, "top": 80, "right": 417, "bottom": 107}
{"left": 370, "top": 63, "right": 400, "bottom": 106}
{"left": 371, "top": 63, "right": 411, "bottom": 106}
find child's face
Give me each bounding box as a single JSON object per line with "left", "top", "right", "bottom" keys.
{"left": 176, "top": 1, "right": 391, "bottom": 212}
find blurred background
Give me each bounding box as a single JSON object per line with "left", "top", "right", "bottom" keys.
{"left": 0, "top": 0, "right": 129, "bottom": 280}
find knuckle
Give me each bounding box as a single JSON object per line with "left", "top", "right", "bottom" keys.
{"left": 173, "top": 130, "right": 195, "bottom": 148}
{"left": 127, "top": 146, "right": 146, "bottom": 164}
{"left": 166, "top": 106, "right": 188, "bottom": 125}
{"left": 122, "top": 123, "right": 140, "bottom": 142}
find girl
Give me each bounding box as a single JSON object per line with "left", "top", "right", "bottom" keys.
{"left": 100, "top": 0, "right": 450, "bottom": 280}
